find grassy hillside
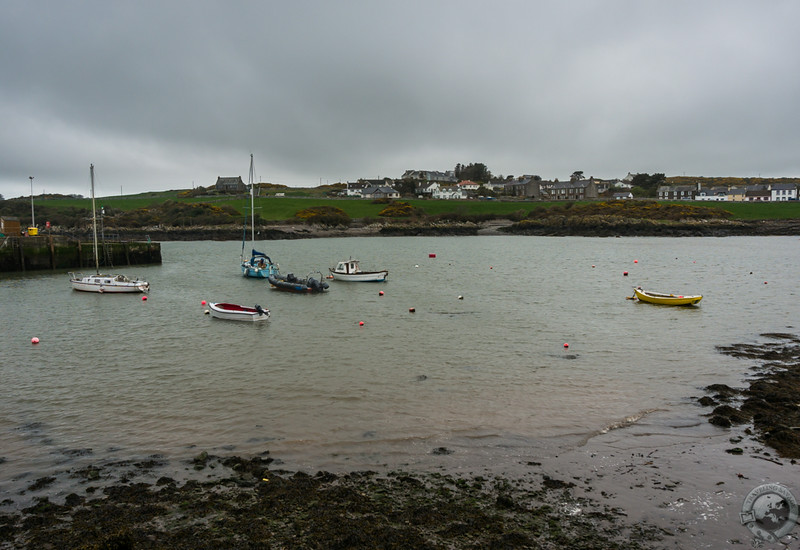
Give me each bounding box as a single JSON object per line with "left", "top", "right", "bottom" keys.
{"left": 3, "top": 191, "right": 800, "bottom": 229}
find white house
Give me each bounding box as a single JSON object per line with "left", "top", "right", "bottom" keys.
{"left": 432, "top": 186, "right": 467, "bottom": 200}
{"left": 695, "top": 187, "right": 728, "bottom": 201}
{"left": 402, "top": 170, "right": 457, "bottom": 183}
{"left": 346, "top": 181, "right": 369, "bottom": 197}
{"left": 347, "top": 178, "right": 395, "bottom": 197}
{"left": 770, "top": 183, "right": 798, "bottom": 201}
{"left": 361, "top": 186, "right": 400, "bottom": 200}
{"left": 415, "top": 182, "right": 440, "bottom": 197}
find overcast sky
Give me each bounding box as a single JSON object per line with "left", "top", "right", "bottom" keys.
{"left": 2, "top": 1, "right": 799, "bottom": 199}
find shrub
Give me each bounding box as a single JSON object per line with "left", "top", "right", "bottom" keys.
{"left": 378, "top": 202, "right": 417, "bottom": 217}
{"left": 294, "top": 206, "right": 351, "bottom": 227}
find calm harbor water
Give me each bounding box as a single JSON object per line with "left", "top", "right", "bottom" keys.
{"left": 1, "top": 235, "right": 798, "bottom": 504}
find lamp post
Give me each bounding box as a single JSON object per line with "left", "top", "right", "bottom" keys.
{"left": 29, "top": 176, "right": 35, "bottom": 228}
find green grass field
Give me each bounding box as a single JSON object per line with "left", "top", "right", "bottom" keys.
{"left": 11, "top": 192, "right": 800, "bottom": 222}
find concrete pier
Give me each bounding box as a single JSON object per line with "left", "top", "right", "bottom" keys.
{"left": 0, "top": 235, "right": 161, "bottom": 273}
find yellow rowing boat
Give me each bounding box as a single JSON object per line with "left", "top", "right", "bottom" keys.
{"left": 632, "top": 287, "right": 702, "bottom": 306}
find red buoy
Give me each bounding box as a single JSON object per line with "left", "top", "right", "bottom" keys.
{"left": 379, "top": 291, "right": 384, "bottom": 296}
{"left": 563, "top": 343, "right": 569, "bottom": 348}
{"left": 409, "top": 307, "right": 416, "bottom": 313}
{"left": 31, "top": 337, "right": 40, "bottom": 344}
{"left": 429, "top": 253, "right": 436, "bottom": 258}
{"left": 201, "top": 300, "right": 207, "bottom": 306}
{"left": 142, "top": 295, "right": 147, "bottom": 301}
{"left": 359, "top": 321, "right": 364, "bottom": 326}
{"left": 634, "top": 260, "right": 638, "bottom": 263}
{"left": 623, "top": 271, "right": 629, "bottom": 276}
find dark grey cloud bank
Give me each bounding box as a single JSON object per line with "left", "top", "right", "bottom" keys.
{"left": 2, "top": 1, "right": 799, "bottom": 198}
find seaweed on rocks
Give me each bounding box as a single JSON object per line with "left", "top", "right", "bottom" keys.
{"left": 0, "top": 454, "right": 665, "bottom": 549}
{"left": 700, "top": 333, "right": 800, "bottom": 458}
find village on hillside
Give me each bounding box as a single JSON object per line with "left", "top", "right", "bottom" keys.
{"left": 213, "top": 169, "right": 800, "bottom": 203}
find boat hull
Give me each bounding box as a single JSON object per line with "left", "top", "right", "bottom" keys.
{"left": 268, "top": 274, "right": 329, "bottom": 293}
{"left": 242, "top": 252, "right": 278, "bottom": 279}
{"left": 329, "top": 270, "right": 388, "bottom": 282}
{"left": 241, "top": 263, "right": 276, "bottom": 279}
{"left": 633, "top": 288, "right": 702, "bottom": 306}
{"left": 69, "top": 273, "right": 149, "bottom": 293}
{"left": 208, "top": 302, "right": 270, "bottom": 322}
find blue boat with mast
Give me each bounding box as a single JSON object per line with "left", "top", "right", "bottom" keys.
{"left": 240, "top": 154, "right": 278, "bottom": 278}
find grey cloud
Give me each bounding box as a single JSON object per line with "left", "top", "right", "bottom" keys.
{"left": 1, "top": 1, "right": 799, "bottom": 198}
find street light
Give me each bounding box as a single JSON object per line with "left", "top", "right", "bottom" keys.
{"left": 29, "top": 176, "right": 35, "bottom": 228}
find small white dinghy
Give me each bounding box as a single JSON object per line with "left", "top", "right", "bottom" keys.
{"left": 207, "top": 302, "right": 270, "bottom": 322}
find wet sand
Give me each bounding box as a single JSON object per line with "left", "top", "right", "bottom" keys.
{"left": 1, "top": 335, "right": 798, "bottom": 548}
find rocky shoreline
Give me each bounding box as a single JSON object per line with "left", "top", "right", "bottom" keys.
{"left": 108, "top": 217, "right": 800, "bottom": 241}
{"left": 2, "top": 335, "right": 799, "bottom": 548}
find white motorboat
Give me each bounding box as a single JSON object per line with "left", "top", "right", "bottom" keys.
{"left": 329, "top": 259, "right": 388, "bottom": 282}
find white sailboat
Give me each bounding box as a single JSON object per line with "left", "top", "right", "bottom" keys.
{"left": 69, "top": 164, "right": 150, "bottom": 293}
{"left": 240, "top": 153, "right": 278, "bottom": 278}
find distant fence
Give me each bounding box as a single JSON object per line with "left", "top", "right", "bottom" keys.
{"left": 0, "top": 235, "right": 161, "bottom": 273}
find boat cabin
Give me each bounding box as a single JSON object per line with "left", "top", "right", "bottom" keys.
{"left": 334, "top": 259, "right": 361, "bottom": 274}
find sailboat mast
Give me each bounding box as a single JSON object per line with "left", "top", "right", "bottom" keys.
{"left": 90, "top": 164, "right": 100, "bottom": 274}
{"left": 249, "top": 153, "right": 255, "bottom": 246}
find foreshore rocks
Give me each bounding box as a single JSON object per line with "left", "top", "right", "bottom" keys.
{"left": 499, "top": 217, "right": 800, "bottom": 237}
{"left": 0, "top": 457, "right": 666, "bottom": 549}
{"left": 108, "top": 218, "right": 800, "bottom": 241}
{"left": 699, "top": 333, "right": 800, "bottom": 459}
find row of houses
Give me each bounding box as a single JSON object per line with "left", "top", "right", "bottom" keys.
{"left": 657, "top": 183, "right": 798, "bottom": 202}
{"left": 346, "top": 174, "right": 634, "bottom": 201}
{"left": 218, "top": 169, "right": 798, "bottom": 203}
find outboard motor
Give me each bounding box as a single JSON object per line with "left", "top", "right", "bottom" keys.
{"left": 254, "top": 304, "right": 268, "bottom": 316}
{"left": 286, "top": 273, "right": 296, "bottom": 282}
{"left": 307, "top": 278, "right": 320, "bottom": 291}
